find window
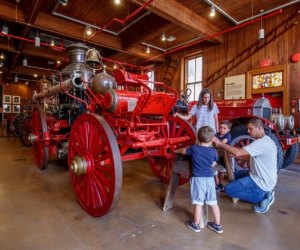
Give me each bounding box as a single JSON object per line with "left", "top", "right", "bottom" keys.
{"left": 147, "top": 70, "right": 155, "bottom": 90}
{"left": 185, "top": 55, "right": 203, "bottom": 101}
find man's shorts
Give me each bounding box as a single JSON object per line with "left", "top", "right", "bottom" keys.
{"left": 190, "top": 177, "right": 217, "bottom": 206}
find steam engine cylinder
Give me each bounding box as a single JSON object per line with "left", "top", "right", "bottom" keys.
{"left": 103, "top": 89, "right": 141, "bottom": 113}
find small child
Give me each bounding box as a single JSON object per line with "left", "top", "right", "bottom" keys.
{"left": 178, "top": 126, "right": 223, "bottom": 234}
{"left": 214, "top": 120, "right": 232, "bottom": 192}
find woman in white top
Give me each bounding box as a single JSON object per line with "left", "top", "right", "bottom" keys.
{"left": 175, "top": 88, "right": 219, "bottom": 133}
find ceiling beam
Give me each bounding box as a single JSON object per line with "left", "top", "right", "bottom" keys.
{"left": 129, "top": 0, "right": 223, "bottom": 43}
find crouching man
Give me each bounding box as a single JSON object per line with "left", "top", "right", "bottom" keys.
{"left": 213, "top": 118, "right": 277, "bottom": 214}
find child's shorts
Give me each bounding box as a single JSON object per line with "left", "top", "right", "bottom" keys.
{"left": 190, "top": 177, "right": 217, "bottom": 206}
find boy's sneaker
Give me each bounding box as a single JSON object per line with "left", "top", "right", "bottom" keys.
{"left": 216, "top": 184, "right": 224, "bottom": 192}
{"left": 207, "top": 222, "right": 223, "bottom": 234}
{"left": 186, "top": 220, "right": 201, "bottom": 233}
{"left": 254, "top": 191, "right": 275, "bottom": 214}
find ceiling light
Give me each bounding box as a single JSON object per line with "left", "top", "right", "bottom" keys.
{"left": 0, "top": 60, "right": 3, "bottom": 67}
{"left": 146, "top": 45, "right": 150, "bottom": 54}
{"left": 35, "top": 30, "right": 40, "bottom": 47}
{"left": 14, "top": 74, "right": 18, "bottom": 83}
{"left": 50, "top": 37, "right": 55, "bottom": 46}
{"left": 57, "top": 60, "right": 61, "bottom": 64}
{"left": 0, "top": 52, "right": 4, "bottom": 59}
{"left": 2, "top": 24, "right": 8, "bottom": 34}
{"left": 258, "top": 9, "right": 265, "bottom": 40}
{"left": 161, "top": 32, "right": 166, "bottom": 41}
{"left": 33, "top": 74, "right": 38, "bottom": 78}
{"left": 114, "top": 0, "right": 121, "bottom": 5}
{"left": 23, "top": 57, "right": 27, "bottom": 66}
{"left": 85, "top": 25, "right": 93, "bottom": 36}
{"left": 113, "top": 63, "right": 117, "bottom": 69}
{"left": 209, "top": 5, "right": 216, "bottom": 17}
{"left": 25, "top": 81, "right": 28, "bottom": 85}
{"left": 0, "top": 71, "right": 3, "bottom": 74}
{"left": 58, "top": 0, "right": 68, "bottom": 6}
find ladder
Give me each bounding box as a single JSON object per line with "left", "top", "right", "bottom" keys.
{"left": 162, "top": 56, "right": 180, "bottom": 85}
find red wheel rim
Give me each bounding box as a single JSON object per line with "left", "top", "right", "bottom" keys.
{"left": 148, "top": 116, "right": 196, "bottom": 185}
{"left": 68, "top": 113, "right": 122, "bottom": 217}
{"left": 32, "top": 106, "right": 49, "bottom": 170}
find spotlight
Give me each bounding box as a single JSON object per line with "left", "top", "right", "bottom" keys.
{"left": 57, "top": 60, "right": 61, "bottom": 64}
{"left": 209, "top": 5, "right": 216, "bottom": 17}
{"left": 113, "top": 63, "right": 117, "bottom": 69}
{"left": 23, "top": 57, "right": 27, "bottom": 66}
{"left": 0, "top": 60, "right": 3, "bottom": 67}
{"left": 114, "top": 0, "right": 121, "bottom": 5}
{"left": 0, "top": 52, "right": 4, "bottom": 59}
{"left": 161, "top": 32, "right": 166, "bottom": 41}
{"left": 2, "top": 24, "right": 8, "bottom": 34}
{"left": 58, "top": 0, "right": 68, "bottom": 6}
{"left": 25, "top": 81, "right": 29, "bottom": 85}
{"left": 14, "top": 74, "right": 18, "bottom": 83}
{"left": 50, "top": 37, "right": 55, "bottom": 46}
{"left": 85, "top": 25, "right": 93, "bottom": 36}
{"left": 146, "top": 45, "right": 150, "bottom": 54}
{"left": 33, "top": 74, "right": 38, "bottom": 78}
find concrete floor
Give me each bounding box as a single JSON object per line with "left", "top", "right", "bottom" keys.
{"left": 0, "top": 137, "right": 300, "bottom": 250}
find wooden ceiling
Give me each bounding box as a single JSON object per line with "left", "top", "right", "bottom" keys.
{"left": 0, "top": 0, "right": 299, "bottom": 85}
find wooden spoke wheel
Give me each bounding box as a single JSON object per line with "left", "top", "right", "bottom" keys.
{"left": 68, "top": 113, "right": 122, "bottom": 217}
{"left": 19, "top": 117, "right": 33, "bottom": 147}
{"left": 31, "top": 106, "right": 49, "bottom": 170}
{"left": 148, "top": 116, "right": 196, "bottom": 185}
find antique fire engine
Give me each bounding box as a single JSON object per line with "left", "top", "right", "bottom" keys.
{"left": 29, "top": 43, "right": 196, "bottom": 217}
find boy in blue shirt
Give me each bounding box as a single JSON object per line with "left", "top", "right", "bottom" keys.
{"left": 214, "top": 120, "right": 232, "bottom": 191}
{"left": 177, "top": 126, "right": 223, "bottom": 234}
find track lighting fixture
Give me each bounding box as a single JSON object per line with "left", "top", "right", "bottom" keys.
{"left": 23, "top": 57, "right": 27, "bottom": 66}
{"left": 161, "top": 32, "right": 166, "bottom": 41}
{"left": 2, "top": 24, "right": 8, "bottom": 34}
{"left": 58, "top": 0, "right": 68, "bottom": 6}
{"left": 258, "top": 9, "right": 265, "bottom": 40}
{"left": 209, "top": 5, "right": 216, "bottom": 17}
{"left": 0, "top": 60, "right": 3, "bottom": 68}
{"left": 146, "top": 45, "right": 150, "bottom": 54}
{"left": 50, "top": 37, "right": 55, "bottom": 46}
{"left": 35, "top": 30, "right": 40, "bottom": 47}
{"left": 25, "top": 81, "right": 29, "bottom": 85}
{"left": 0, "top": 52, "right": 4, "bottom": 59}
{"left": 14, "top": 74, "right": 18, "bottom": 83}
{"left": 85, "top": 25, "right": 93, "bottom": 36}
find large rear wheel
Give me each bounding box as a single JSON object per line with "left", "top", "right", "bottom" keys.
{"left": 31, "top": 106, "right": 49, "bottom": 170}
{"left": 148, "top": 116, "right": 196, "bottom": 185}
{"left": 68, "top": 113, "right": 122, "bottom": 217}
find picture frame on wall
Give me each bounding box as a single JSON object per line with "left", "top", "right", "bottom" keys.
{"left": 3, "top": 104, "right": 11, "bottom": 113}
{"left": 13, "top": 105, "right": 20, "bottom": 113}
{"left": 3, "top": 95, "right": 11, "bottom": 104}
{"left": 13, "top": 96, "right": 21, "bottom": 104}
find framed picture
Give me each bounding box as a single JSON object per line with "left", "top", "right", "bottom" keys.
{"left": 224, "top": 74, "right": 246, "bottom": 100}
{"left": 3, "top": 104, "right": 11, "bottom": 113}
{"left": 246, "top": 65, "right": 288, "bottom": 114}
{"left": 3, "top": 95, "right": 11, "bottom": 103}
{"left": 13, "top": 96, "right": 21, "bottom": 104}
{"left": 13, "top": 105, "right": 20, "bottom": 113}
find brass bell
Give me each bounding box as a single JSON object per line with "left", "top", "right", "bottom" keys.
{"left": 86, "top": 48, "right": 101, "bottom": 68}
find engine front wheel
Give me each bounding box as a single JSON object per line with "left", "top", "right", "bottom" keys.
{"left": 68, "top": 113, "right": 122, "bottom": 217}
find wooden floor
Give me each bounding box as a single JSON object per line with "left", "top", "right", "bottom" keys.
{"left": 0, "top": 137, "right": 300, "bottom": 249}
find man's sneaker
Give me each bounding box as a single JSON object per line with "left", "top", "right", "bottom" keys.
{"left": 216, "top": 184, "right": 224, "bottom": 192}
{"left": 254, "top": 191, "right": 275, "bottom": 214}
{"left": 207, "top": 222, "right": 223, "bottom": 234}
{"left": 186, "top": 220, "right": 201, "bottom": 233}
